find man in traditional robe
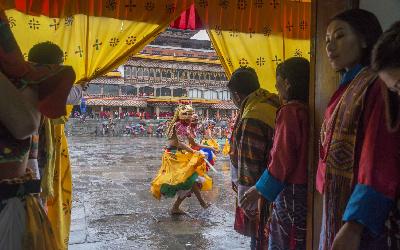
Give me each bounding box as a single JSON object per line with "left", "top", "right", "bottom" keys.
{"left": 228, "top": 67, "right": 279, "bottom": 249}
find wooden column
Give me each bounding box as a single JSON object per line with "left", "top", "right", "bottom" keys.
{"left": 308, "top": 1, "right": 359, "bottom": 249}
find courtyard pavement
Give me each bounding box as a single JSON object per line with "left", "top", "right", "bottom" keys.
{"left": 67, "top": 136, "right": 249, "bottom": 250}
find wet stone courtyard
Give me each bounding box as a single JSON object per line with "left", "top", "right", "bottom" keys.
{"left": 68, "top": 136, "right": 249, "bottom": 250}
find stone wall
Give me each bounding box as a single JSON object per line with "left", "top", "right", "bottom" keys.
{"left": 65, "top": 118, "right": 164, "bottom": 137}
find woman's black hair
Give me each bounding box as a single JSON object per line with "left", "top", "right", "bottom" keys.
{"left": 372, "top": 21, "right": 400, "bottom": 72}
{"left": 276, "top": 57, "right": 310, "bottom": 103}
{"left": 330, "top": 9, "right": 382, "bottom": 67}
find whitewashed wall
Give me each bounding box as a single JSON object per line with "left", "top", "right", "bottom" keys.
{"left": 360, "top": 0, "right": 400, "bottom": 30}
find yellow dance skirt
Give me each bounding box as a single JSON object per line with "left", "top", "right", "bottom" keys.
{"left": 150, "top": 150, "right": 212, "bottom": 200}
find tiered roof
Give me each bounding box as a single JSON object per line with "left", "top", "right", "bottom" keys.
{"left": 86, "top": 28, "right": 236, "bottom": 110}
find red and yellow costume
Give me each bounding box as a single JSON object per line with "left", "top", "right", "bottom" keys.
{"left": 151, "top": 105, "right": 212, "bottom": 200}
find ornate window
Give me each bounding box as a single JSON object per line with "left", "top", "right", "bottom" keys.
{"left": 103, "top": 84, "right": 120, "bottom": 96}
{"left": 189, "top": 88, "right": 203, "bottom": 98}
{"left": 160, "top": 87, "right": 171, "bottom": 96}
{"left": 121, "top": 85, "right": 137, "bottom": 95}
{"left": 124, "top": 66, "right": 131, "bottom": 79}
{"left": 149, "top": 68, "right": 155, "bottom": 78}
{"left": 156, "top": 69, "right": 161, "bottom": 78}
{"left": 137, "top": 67, "right": 143, "bottom": 77}
{"left": 212, "top": 90, "right": 218, "bottom": 99}
{"left": 86, "top": 84, "right": 102, "bottom": 95}
{"left": 218, "top": 90, "right": 230, "bottom": 100}
{"left": 131, "top": 67, "right": 137, "bottom": 78}
{"left": 173, "top": 88, "right": 185, "bottom": 97}
{"left": 162, "top": 69, "right": 168, "bottom": 78}
{"left": 139, "top": 86, "right": 153, "bottom": 96}
{"left": 204, "top": 90, "right": 218, "bottom": 100}
{"left": 203, "top": 90, "right": 211, "bottom": 99}
{"left": 178, "top": 70, "right": 184, "bottom": 80}
{"left": 188, "top": 89, "right": 194, "bottom": 98}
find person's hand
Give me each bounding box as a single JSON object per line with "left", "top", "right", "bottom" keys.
{"left": 208, "top": 147, "right": 218, "bottom": 154}
{"left": 239, "top": 186, "right": 260, "bottom": 209}
{"left": 331, "top": 221, "right": 363, "bottom": 250}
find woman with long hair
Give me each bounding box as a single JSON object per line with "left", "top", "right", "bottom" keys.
{"left": 317, "top": 9, "right": 399, "bottom": 250}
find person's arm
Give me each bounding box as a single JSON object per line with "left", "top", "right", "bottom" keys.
{"left": 66, "top": 85, "right": 83, "bottom": 105}
{"left": 177, "top": 141, "right": 195, "bottom": 153}
{"left": 255, "top": 106, "right": 303, "bottom": 202}
{"left": 188, "top": 136, "right": 216, "bottom": 152}
{"left": 177, "top": 135, "right": 195, "bottom": 153}
{"left": 0, "top": 72, "right": 40, "bottom": 139}
{"left": 175, "top": 123, "right": 196, "bottom": 153}
{"left": 241, "top": 106, "right": 308, "bottom": 209}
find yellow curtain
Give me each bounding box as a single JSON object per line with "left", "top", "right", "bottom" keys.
{"left": 45, "top": 123, "right": 72, "bottom": 250}
{"left": 194, "top": 0, "right": 311, "bottom": 92}
{"left": 5, "top": 8, "right": 188, "bottom": 81}
{"left": 3, "top": 0, "right": 310, "bottom": 91}
{"left": 3, "top": 2, "right": 191, "bottom": 249}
